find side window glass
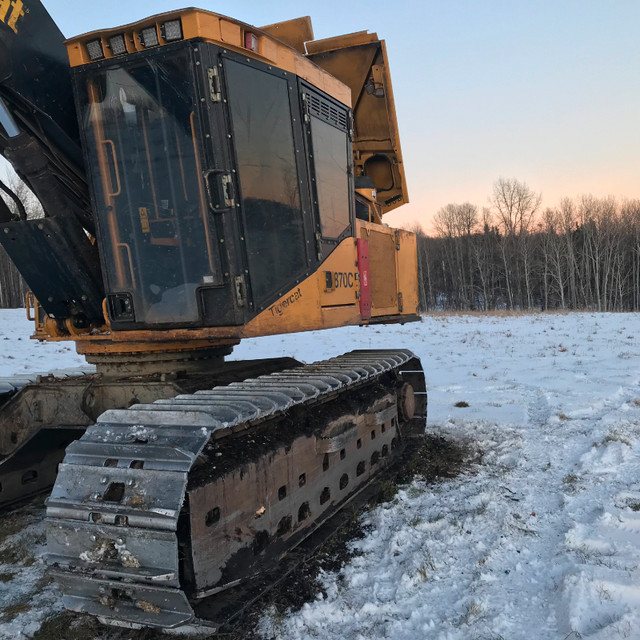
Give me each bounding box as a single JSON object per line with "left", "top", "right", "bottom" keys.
{"left": 225, "top": 59, "right": 306, "bottom": 304}
{"left": 307, "top": 93, "right": 351, "bottom": 239}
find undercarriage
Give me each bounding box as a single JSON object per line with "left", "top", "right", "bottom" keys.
{"left": 43, "top": 349, "right": 425, "bottom": 633}
{"left": 0, "top": 356, "right": 296, "bottom": 508}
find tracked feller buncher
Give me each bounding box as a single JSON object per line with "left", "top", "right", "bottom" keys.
{"left": 0, "top": 2, "right": 426, "bottom": 633}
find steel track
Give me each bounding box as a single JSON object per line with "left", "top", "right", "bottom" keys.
{"left": 195, "top": 435, "right": 424, "bottom": 634}
{"left": 46, "top": 349, "right": 426, "bottom": 634}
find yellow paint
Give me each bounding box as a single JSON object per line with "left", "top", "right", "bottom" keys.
{"left": 307, "top": 37, "right": 408, "bottom": 216}
{"left": 30, "top": 223, "right": 418, "bottom": 350}
{"left": 0, "top": 0, "right": 11, "bottom": 22}
{"left": 76, "top": 339, "right": 238, "bottom": 357}
{"left": 138, "top": 207, "right": 150, "bottom": 233}
{"left": 0, "top": 0, "right": 23, "bottom": 32}
{"left": 6, "top": 0, "right": 23, "bottom": 33}
{"left": 219, "top": 19, "right": 241, "bottom": 44}
{"left": 244, "top": 239, "right": 359, "bottom": 337}
{"left": 357, "top": 219, "right": 419, "bottom": 317}
{"left": 319, "top": 268, "right": 360, "bottom": 306}
{"left": 30, "top": 8, "right": 419, "bottom": 359}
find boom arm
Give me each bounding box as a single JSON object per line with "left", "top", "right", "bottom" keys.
{"left": 0, "top": 1, "right": 104, "bottom": 327}
{"left": 0, "top": 0, "right": 89, "bottom": 225}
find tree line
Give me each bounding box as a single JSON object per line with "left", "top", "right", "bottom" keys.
{"left": 415, "top": 178, "right": 640, "bottom": 312}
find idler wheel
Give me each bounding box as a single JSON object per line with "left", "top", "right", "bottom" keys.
{"left": 398, "top": 382, "right": 415, "bottom": 422}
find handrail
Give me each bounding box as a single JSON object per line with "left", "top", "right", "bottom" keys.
{"left": 116, "top": 242, "right": 136, "bottom": 288}
{"left": 25, "top": 291, "right": 36, "bottom": 321}
{"left": 102, "top": 139, "right": 122, "bottom": 197}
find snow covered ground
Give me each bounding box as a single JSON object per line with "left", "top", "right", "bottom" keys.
{"left": 1, "top": 309, "right": 640, "bottom": 639}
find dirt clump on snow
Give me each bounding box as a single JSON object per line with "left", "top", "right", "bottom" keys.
{"left": 400, "top": 432, "right": 478, "bottom": 484}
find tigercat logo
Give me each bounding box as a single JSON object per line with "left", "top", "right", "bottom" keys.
{"left": 0, "top": 0, "right": 25, "bottom": 34}
{"left": 268, "top": 288, "right": 302, "bottom": 317}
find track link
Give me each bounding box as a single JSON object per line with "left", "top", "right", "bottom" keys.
{"left": 46, "top": 350, "right": 425, "bottom": 633}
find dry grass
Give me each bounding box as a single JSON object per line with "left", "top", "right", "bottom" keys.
{"left": 0, "top": 511, "right": 30, "bottom": 546}
{"left": 459, "top": 600, "right": 483, "bottom": 624}
{"left": 415, "top": 552, "right": 436, "bottom": 582}
{"left": 376, "top": 480, "right": 399, "bottom": 503}
{"left": 604, "top": 430, "right": 632, "bottom": 447}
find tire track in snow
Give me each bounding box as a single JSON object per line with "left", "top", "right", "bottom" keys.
{"left": 557, "top": 382, "right": 640, "bottom": 639}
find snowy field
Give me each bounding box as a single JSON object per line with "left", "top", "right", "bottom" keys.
{"left": 1, "top": 309, "right": 640, "bottom": 639}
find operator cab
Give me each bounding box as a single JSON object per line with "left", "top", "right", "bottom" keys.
{"left": 72, "top": 12, "right": 355, "bottom": 330}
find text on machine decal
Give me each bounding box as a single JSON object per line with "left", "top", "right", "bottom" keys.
{"left": 269, "top": 288, "right": 302, "bottom": 316}
{"left": 0, "top": 0, "right": 24, "bottom": 33}
{"left": 333, "top": 272, "right": 357, "bottom": 288}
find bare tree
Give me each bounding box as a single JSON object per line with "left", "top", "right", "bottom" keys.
{"left": 472, "top": 208, "right": 501, "bottom": 310}
{"left": 490, "top": 177, "right": 542, "bottom": 235}
{"left": 432, "top": 203, "right": 479, "bottom": 308}
{"left": 541, "top": 207, "right": 569, "bottom": 309}
{"left": 621, "top": 199, "right": 640, "bottom": 311}
{"left": 490, "top": 178, "right": 542, "bottom": 308}
{"left": 405, "top": 183, "right": 640, "bottom": 313}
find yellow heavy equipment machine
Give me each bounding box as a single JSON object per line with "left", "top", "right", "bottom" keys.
{"left": 0, "top": 2, "right": 425, "bottom": 632}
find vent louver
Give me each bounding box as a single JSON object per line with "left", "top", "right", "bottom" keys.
{"left": 307, "top": 93, "right": 348, "bottom": 131}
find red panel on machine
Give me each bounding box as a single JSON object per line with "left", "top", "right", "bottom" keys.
{"left": 357, "top": 238, "right": 371, "bottom": 319}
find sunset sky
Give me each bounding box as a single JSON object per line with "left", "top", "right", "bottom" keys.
{"left": 48, "top": 0, "right": 640, "bottom": 232}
